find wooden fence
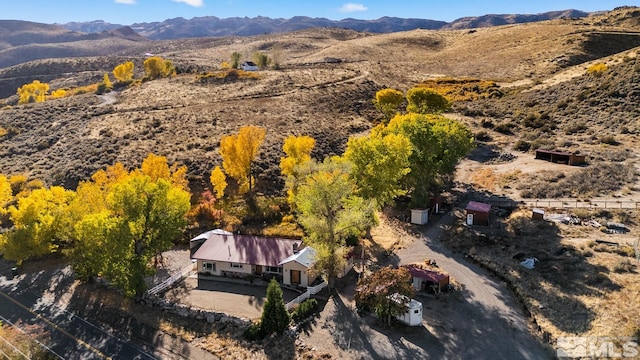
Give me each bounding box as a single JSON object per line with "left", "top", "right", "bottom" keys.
{"left": 478, "top": 199, "right": 640, "bottom": 210}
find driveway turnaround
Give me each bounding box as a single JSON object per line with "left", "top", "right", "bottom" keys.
{"left": 164, "top": 276, "right": 301, "bottom": 320}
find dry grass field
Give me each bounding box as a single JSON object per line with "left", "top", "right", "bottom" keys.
{"left": 2, "top": 6, "right": 640, "bottom": 358}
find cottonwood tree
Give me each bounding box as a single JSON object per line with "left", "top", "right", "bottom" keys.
{"left": 209, "top": 166, "right": 227, "bottom": 199}
{"left": 294, "top": 158, "right": 376, "bottom": 290}
{"left": 280, "top": 135, "right": 315, "bottom": 204}
{"left": 17, "top": 80, "right": 49, "bottom": 104}
{"left": 406, "top": 87, "right": 450, "bottom": 114}
{"left": 253, "top": 52, "right": 270, "bottom": 69}
{"left": 384, "top": 113, "right": 474, "bottom": 206}
{"left": 344, "top": 130, "right": 412, "bottom": 208}
{"left": 373, "top": 88, "right": 404, "bottom": 123}
{"left": 220, "top": 126, "right": 266, "bottom": 195}
{"left": 97, "top": 73, "right": 113, "bottom": 94}
{"left": 230, "top": 52, "right": 242, "bottom": 69}
{"left": 144, "top": 56, "right": 174, "bottom": 80}
{"left": 70, "top": 154, "right": 191, "bottom": 298}
{"left": 280, "top": 135, "right": 315, "bottom": 177}
{"left": 113, "top": 61, "right": 135, "bottom": 83}
{"left": 0, "top": 186, "right": 76, "bottom": 264}
{"left": 0, "top": 175, "right": 12, "bottom": 215}
{"left": 355, "top": 266, "right": 415, "bottom": 326}
{"left": 271, "top": 44, "right": 283, "bottom": 70}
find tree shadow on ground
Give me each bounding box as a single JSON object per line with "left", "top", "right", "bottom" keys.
{"left": 0, "top": 257, "right": 220, "bottom": 359}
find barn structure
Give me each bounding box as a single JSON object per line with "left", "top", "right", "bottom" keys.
{"left": 535, "top": 149, "right": 586, "bottom": 166}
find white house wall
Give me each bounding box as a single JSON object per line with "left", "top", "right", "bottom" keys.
{"left": 197, "top": 260, "right": 252, "bottom": 276}
{"left": 282, "top": 261, "right": 316, "bottom": 287}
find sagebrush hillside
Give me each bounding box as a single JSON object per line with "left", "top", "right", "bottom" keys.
{"left": 1, "top": 7, "right": 640, "bottom": 196}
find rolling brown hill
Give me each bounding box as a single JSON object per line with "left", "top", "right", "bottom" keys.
{"left": 0, "top": 20, "right": 149, "bottom": 69}
{"left": 0, "top": 7, "right": 639, "bottom": 196}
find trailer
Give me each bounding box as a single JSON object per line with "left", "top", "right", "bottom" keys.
{"left": 389, "top": 293, "right": 423, "bottom": 326}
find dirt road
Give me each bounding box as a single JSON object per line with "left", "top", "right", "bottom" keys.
{"left": 299, "top": 212, "right": 553, "bottom": 359}
{"left": 395, "top": 211, "right": 552, "bottom": 359}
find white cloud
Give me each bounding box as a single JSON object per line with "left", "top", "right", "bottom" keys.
{"left": 339, "top": 3, "right": 368, "bottom": 13}
{"left": 114, "top": 0, "right": 136, "bottom": 4}
{"left": 173, "top": 0, "right": 205, "bottom": 7}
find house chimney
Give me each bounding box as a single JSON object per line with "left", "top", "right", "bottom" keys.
{"left": 293, "top": 243, "right": 299, "bottom": 254}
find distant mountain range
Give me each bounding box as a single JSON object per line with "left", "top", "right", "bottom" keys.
{"left": 60, "top": 9, "right": 591, "bottom": 40}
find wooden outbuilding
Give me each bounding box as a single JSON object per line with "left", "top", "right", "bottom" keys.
{"left": 532, "top": 208, "right": 545, "bottom": 221}
{"left": 404, "top": 264, "right": 450, "bottom": 293}
{"left": 465, "top": 201, "right": 491, "bottom": 226}
{"left": 535, "top": 149, "right": 585, "bottom": 166}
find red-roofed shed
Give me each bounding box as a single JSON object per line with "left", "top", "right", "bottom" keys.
{"left": 404, "top": 265, "right": 450, "bottom": 292}
{"left": 465, "top": 201, "right": 491, "bottom": 226}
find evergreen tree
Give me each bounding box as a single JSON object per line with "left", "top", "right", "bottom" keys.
{"left": 260, "top": 279, "right": 290, "bottom": 335}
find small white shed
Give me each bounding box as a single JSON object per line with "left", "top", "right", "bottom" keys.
{"left": 389, "top": 293, "right": 423, "bottom": 326}
{"left": 410, "top": 209, "right": 429, "bottom": 225}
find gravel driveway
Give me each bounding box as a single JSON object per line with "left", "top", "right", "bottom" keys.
{"left": 298, "top": 211, "right": 554, "bottom": 359}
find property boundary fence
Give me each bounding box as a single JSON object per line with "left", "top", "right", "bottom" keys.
{"left": 285, "top": 280, "right": 327, "bottom": 310}
{"left": 147, "top": 262, "right": 195, "bottom": 297}
{"left": 481, "top": 199, "right": 640, "bottom": 210}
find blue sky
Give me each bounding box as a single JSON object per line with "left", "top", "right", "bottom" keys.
{"left": 2, "top": 0, "right": 638, "bottom": 24}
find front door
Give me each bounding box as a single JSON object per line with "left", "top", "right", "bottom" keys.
{"left": 255, "top": 265, "right": 262, "bottom": 275}
{"left": 291, "top": 270, "right": 301, "bottom": 285}
{"left": 466, "top": 213, "right": 474, "bottom": 225}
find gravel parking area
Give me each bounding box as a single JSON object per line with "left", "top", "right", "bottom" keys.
{"left": 164, "top": 275, "right": 302, "bottom": 320}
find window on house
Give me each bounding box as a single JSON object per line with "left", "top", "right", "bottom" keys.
{"left": 202, "top": 262, "right": 215, "bottom": 272}
{"left": 414, "top": 310, "right": 420, "bottom": 314}
{"left": 230, "top": 263, "right": 243, "bottom": 269}
{"left": 265, "top": 266, "right": 282, "bottom": 273}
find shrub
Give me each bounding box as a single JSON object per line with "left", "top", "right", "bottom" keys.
{"left": 587, "top": 63, "right": 608, "bottom": 76}
{"left": 475, "top": 130, "right": 492, "bottom": 142}
{"left": 243, "top": 322, "right": 265, "bottom": 341}
{"left": 291, "top": 298, "right": 318, "bottom": 323}
{"left": 480, "top": 119, "right": 494, "bottom": 128}
{"left": 613, "top": 259, "right": 634, "bottom": 273}
{"left": 600, "top": 135, "right": 619, "bottom": 145}
{"left": 616, "top": 245, "right": 636, "bottom": 258}
{"left": 494, "top": 123, "right": 513, "bottom": 135}
{"left": 565, "top": 121, "right": 587, "bottom": 135}
{"left": 513, "top": 140, "right": 531, "bottom": 152}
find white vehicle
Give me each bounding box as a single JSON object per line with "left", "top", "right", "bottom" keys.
{"left": 241, "top": 61, "right": 259, "bottom": 71}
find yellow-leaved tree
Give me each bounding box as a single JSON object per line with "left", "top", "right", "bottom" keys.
{"left": 210, "top": 166, "right": 227, "bottom": 199}
{"left": 70, "top": 153, "right": 191, "bottom": 298}
{"left": 17, "top": 80, "right": 49, "bottom": 104}
{"left": 0, "top": 186, "right": 76, "bottom": 264}
{"left": 406, "top": 87, "right": 451, "bottom": 115}
{"left": 113, "top": 61, "right": 135, "bottom": 83}
{"left": 220, "top": 126, "right": 266, "bottom": 195}
{"left": 0, "top": 175, "right": 13, "bottom": 215}
{"left": 280, "top": 135, "right": 315, "bottom": 204}
{"left": 144, "top": 56, "right": 174, "bottom": 80}
{"left": 373, "top": 88, "right": 404, "bottom": 123}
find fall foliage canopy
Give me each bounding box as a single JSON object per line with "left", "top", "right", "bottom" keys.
{"left": 220, "top": 126, "right": 266, "bottom": 194}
